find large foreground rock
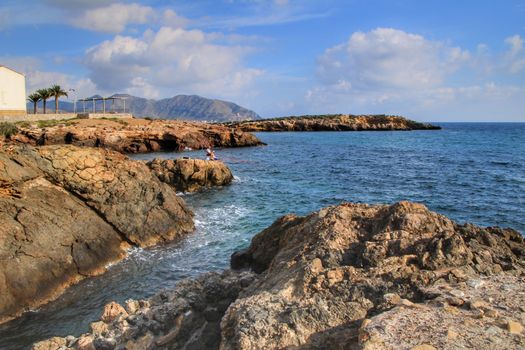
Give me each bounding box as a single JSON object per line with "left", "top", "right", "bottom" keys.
{"left": 33, "top": 202, "right": 525, "bottom": 349}
{"left": 146, "top": 158, "right": 234, "bottom": 192}
{"left": 0, "top": 144, "right": 194, "bottom": 324}
{"left": 11, "top": 118, "right": 264, "bottom": 153}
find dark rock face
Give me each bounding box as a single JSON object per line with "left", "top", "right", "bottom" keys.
{"left": 35, "top": 202, "right": 525, "bottom": 349}
{"left": 146, "top": 158, "right": 234, "bottom": 192}
{"left": 13, "top": 119, "right": 264, "bottom": 154}
{"left": 223, "top": 114, "right": 441, "bottom": 132}
{"left": 0, "top": 144, "right": 194, "bottom": 324}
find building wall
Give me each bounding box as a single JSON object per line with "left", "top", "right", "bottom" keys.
{"left": 0, "top": 113, "right": 134, "bottom": 122}
{"left": 0, "top": 67, "right": 27, "bottom": 115}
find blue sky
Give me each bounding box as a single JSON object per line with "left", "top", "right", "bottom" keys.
{"left": 1, "top": 0, "right": 524, "bottom": 121}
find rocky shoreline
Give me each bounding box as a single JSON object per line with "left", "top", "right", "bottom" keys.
{"left": 9, "top": 118, "right": 264, "bottom": 153}
{"left": 222, "top": 114, "right": 441, "bottom": 132}
{"left": 33, "top": 201, "right": 525, "bottom": 349}
{"left": 146, "top": 158, "right": 234, "bottom": 193}
{"left": 0, "top": 144, "right": 234, "bottom": 325}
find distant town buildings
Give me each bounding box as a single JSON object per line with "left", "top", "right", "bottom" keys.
{"left": 0, "top": 65, "right": 27, "bottom": 117}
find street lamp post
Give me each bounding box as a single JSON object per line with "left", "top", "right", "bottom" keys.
{"left": 68, "top": 89, "right": 76, "bottom": 114}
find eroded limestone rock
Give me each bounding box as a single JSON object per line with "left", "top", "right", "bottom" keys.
{"left": 0, "top": 144, "right": 194, "bottom": 324}
{"left": 146, "top": 158, "right": 234, "bottom": 192}
{"left": 32, "top": 202, "right": 525, "bottom": 349}
{"left": 12, "top": 119, "right": 263, "bottom": 153}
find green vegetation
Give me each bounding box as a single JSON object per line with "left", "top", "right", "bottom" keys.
{"left": 27, "top": 93, "right": 41, "bottom": 114}
{"left": 15, "top": 121, "right": 31, "bottom": 128}
{"left": 36, "top": 118, "right": 79, "bottom": 128}
{"left": 36, "top": 88, "right": 52, "bottom": 114}
{"left": 28, "top": 85, "right": 68, "bottom": 114}
{"left": 100, "top": 117, "right": 129, "bottom": 125}
{"left": 220, "top": 114, "right": 404, "bottom": 126}
{"left": 0, "top": 122, "right": 19, "bottom": 139}
{"left": 48, "top": 85, "right": 68, "bottom": 113}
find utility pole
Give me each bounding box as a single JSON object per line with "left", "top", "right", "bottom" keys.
{"left": 69, "top": 89, "right": 76, "bottom": 113}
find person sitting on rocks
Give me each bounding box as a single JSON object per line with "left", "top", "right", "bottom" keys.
{"left": 206, "top": 148, "right": 216, "bottom": 161}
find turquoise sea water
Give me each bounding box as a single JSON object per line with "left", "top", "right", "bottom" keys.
{"left": 1, "top": 123, "right": 524, "bottom": 349}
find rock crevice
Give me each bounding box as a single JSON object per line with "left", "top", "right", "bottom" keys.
{"left": 35, "top": 202, "right": 524, "bottom": 349}
{"left": 0, "top": 144, "right": 195, "bottom": 324}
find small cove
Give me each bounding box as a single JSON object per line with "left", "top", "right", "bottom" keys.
{"left": 1, "top": 123, "right": 524, "bottom": 349}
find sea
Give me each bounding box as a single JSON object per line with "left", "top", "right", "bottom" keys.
{"left": 1, "top": 123, "right": 524, "bottom": 349}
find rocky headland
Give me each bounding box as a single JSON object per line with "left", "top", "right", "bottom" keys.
{"left": 34, "top": 201, "right": 525, "bottom": 349}
{"left": 9, "top": 118, "right": 264, "bottom": 153}
{"left": 0, "top": 144, "right": 197, "bottom": 324}
{"left": 146, "top": 158, "right": 234, "bottom": 192}
{"left": 223, "top": 114, "right": 441, "bottom": 132}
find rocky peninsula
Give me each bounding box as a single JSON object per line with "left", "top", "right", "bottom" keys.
{"left": 0, "top": 144, "right": 234, "bottom": 325}
{"left": 223, "top": 114, "right": 441, "bottom": 132}
{"left": 9, "top": 118, "right": 264, "bottom": 153}
{"left": 34, "top": 201, "right": 525, "bottom": 349}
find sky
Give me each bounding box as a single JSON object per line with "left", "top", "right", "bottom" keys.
{"left": 1, "top": 0, "right": 524, "bottom": 121}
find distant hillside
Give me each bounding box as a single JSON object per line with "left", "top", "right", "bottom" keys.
{"left": 28, "top": 94, "right": 260, "bottom": 122}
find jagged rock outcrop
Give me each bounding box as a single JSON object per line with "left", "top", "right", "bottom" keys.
{"left": 0, "top": 144, "right": 194, "bottom": 324}
{"left": 33, "top": 271, "right": 257, "bottom": 350}
{"left": 226, "top": 202, "right": 524, "bottom": 349}
{"left": 146, "top": 158, "right": 234, "bottom": 192}
{"left": 11, "top": 118, "right": 264, "bottom": 154}
{"left": 32, "top": 202, "right": 525, "bottom": 349}
{"left": 223, "top": 114, "right": 441, "bottom": 132}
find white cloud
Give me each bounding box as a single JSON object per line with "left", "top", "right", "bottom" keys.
{"left": 43, "top": 0, "right": 118, "bottom": 10}
{"left": 73, "top": 3, "right": 155, "bottom": 33}
{"left": 83, "top": 26, "right": 263, "bottom": 98}
{"left": 162, "top": 9, "right": 190, "bottom": 29}
{"left": 504, "top": 35, "right": 525, "bottom": 73}
{"left": 304, "top": 29, "right": 525, "bottom": 121}
{"left": 317, "top": 28, "right": 470, "bottom": 91}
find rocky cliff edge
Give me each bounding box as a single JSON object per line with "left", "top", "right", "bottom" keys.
{"left": 0, "top": 144, "right": 194, "bottom": 324}
{"left": 34, "top": 201, "right": 525, "bottom": 349}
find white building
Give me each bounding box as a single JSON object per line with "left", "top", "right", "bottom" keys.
{"left": 0, "top": 65, "right": 27, "bottom": 117}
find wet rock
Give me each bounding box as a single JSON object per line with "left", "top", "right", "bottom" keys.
{"left": 146, "top": 158, "right": 233, "bottom": 192}
{"left": 92, "top": 337, "right": 116, "bottom": 350}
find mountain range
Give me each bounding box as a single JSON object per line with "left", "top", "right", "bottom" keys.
{"left": 28, "top": 94, "right": 260, "bottom": 122}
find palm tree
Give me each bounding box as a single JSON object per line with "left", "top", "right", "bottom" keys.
{"left": 49, "top": 85, "right": 68, "bottom": 113}
{"left": 37, "top": 88, "right": 52, "bottom": 114}
{"left": 27, "top": 93, "right": 41, "bottom": 114}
